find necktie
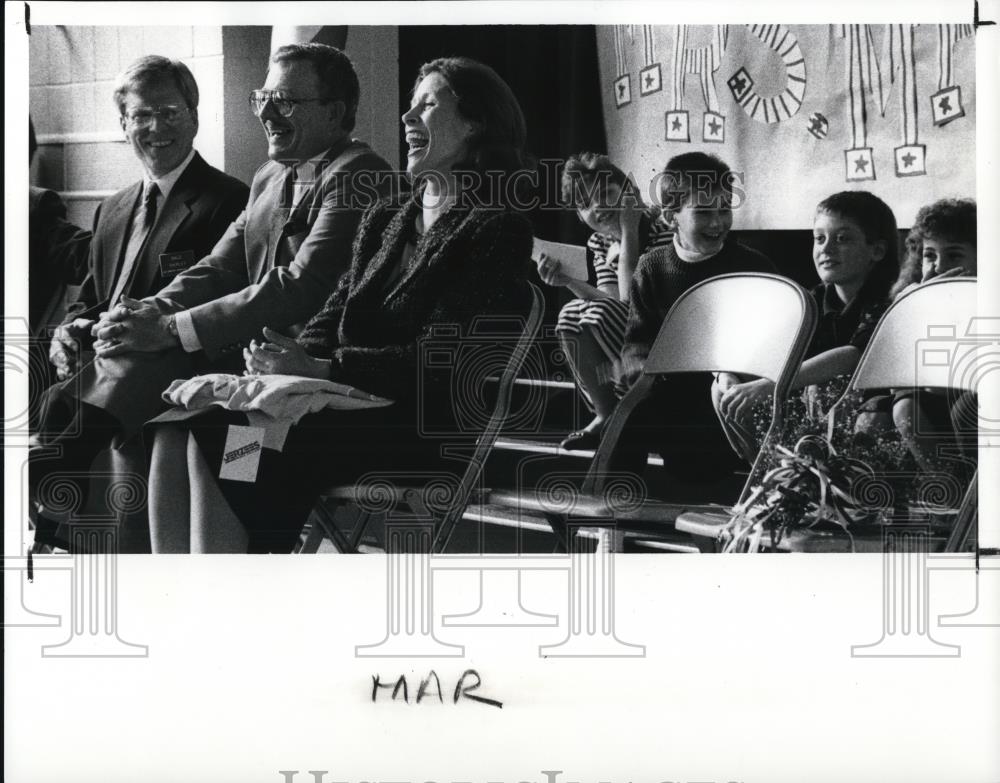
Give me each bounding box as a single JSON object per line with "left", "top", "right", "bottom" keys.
{"left": 111, "top": 181, "right": 159, "bottom": 306}
{"left": 270, "top": 167, "right": 300, "bottom": 270}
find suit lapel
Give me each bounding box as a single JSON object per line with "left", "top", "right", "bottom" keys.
{"left": 101, "top": 183, "right": 142, "bottom": 297}
{"left": 129, "top": 156, "right": 206, "bottom": 296}
{"left": 132, "top": 191, "right": 193, "bottom": 295}
{"left": 245, "top": 165, "right": 290, "bottom": 283}
{"left": 266, "top": 189, "right": 293, "bottom": 274}
{"left": 262, "top": 140, "right": 356, "bottom": 278}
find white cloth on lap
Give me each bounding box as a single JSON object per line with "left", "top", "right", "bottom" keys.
{"left": 162, "top": 373, "right": 393, "bottom": 424}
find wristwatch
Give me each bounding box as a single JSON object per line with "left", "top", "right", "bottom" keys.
{"left": 166, "top": 314, "right": 179, "bottom": 339}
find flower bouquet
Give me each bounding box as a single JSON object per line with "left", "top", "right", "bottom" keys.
{"left": 720, "top": 434, "right": 878, "bottom": 553}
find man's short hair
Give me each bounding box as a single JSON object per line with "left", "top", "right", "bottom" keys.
{"left": 271, "top": 43, "right": 360, "bottom": 133}
{"left": 113, "top": 55, "right": 199, "bottom": 114}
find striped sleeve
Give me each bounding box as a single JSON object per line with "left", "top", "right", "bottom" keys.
{"left": 588, "top": 231, "right": 619, "bottom": 289}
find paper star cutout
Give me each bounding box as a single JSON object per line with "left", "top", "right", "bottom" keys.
{"left": 938, "top": 95, "right": 953, "bottom": 114}
{"left": 707, "top": 117, "right": 721, "bottom": 135}
{"left": 618, "top": 83, "right": 626, "bottom": 97}
{"left": 854, "top": 156, "right": 869, "bottom": 173}
{"left": 731, "top": 75, "right": 747, "bottom": 93}
{"left": 901, "top": 152, "right": 916, "bottom": 168}
{"left": 809, "top": 117, "right": 825, "bottom": 133}
{"left": 671, "top": 116, "right": 682, "bottom": 131}
{"left": 644, "top": 73, "right": 654, "bottom": 88}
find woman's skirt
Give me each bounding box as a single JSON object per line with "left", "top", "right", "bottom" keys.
{"left": 159, "top": 402, "right": 452, "bottom": 553}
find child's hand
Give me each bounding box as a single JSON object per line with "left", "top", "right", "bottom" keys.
{"left": 719, "top": 378, "right": 775, "bottom": 424}
{"left": 536, "top": 253, "right": 570, "bottom": 287}
{"left": 618, "top": 180, "right": 644, "bottom": 238}
{"left": 931, "top": 265, "right": 971, "bottom": 281}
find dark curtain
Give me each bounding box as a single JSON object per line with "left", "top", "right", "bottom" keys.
{"left": 398, "top": 25, "right": 607, "bottom": 246}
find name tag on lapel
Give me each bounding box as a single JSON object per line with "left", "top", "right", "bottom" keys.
{"left": 159, "top": 250, "right": 196, "bottom": 277}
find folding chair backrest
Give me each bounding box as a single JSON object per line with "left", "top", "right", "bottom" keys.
{"left": 829, "top": 277, "right": 980, "bottom": 554}
{"left": 433, "top": 281, "right": 546, "bottom": 551}
{"left": 644, "top": 273, "right": 816, "bottom": 384}
{"left": 589, "top": 273, "right": 816, "bottom": 499}
{"left": 848, "top": 277, "right": 980, "bottom": 393}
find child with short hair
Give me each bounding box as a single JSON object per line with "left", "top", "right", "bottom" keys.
{"left": 715, "top": 190, "right": 899, "bottom": 463}
{"left": 620, "top": 151, "right": 774, "bottom": 383}
{"left": 615, "top": 151, "right": 774, "bottom": 482}
{"left": 889, "top": 198, "right": 977, "bottom": 474}
{"left": 540, "top": 153, "right": 672, "bottom": 450}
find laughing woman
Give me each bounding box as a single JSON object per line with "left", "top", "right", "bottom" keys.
{"left": 147, "top": 57, "right": 533, "bottom": 553}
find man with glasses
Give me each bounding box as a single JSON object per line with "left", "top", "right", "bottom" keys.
{"left": 32, "top": 45, "right": 392, "bottom": 552}
{"left": 47, "top": 54, "right": 249, "bottom": 383}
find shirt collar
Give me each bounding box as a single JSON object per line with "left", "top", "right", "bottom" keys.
{"left": 287, "top": 137, "right": 354, "bottom": 179}
{"left": 820, "top": 282, "right": 869, "bottom": 318}
{"left": 147, "top": 148, "right": 196, "bottom": 201}
{"left": 673, "top": 232, "right": 719, "bottom": 263}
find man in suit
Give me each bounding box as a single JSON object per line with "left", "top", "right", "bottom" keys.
{"left": 31, "top": 55, "right": 247, "bottom": 548}
{"left": 47, "top": 55, "right": 249, "bottom": 382}
{"left": 29, "top": 117, "right": 92, "bottom": 336}
{"left": 28, "top": 185, "right": 91, "bottom": 333}
{"left": 32, "top": 44, "right": 393, "bottom": 551}
{"left": 28, "top": 118, "right": 92, "bottom": 420}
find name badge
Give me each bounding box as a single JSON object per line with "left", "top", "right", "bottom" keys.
{"left": 159, "top": 250, "right": 196, "bottom": 277}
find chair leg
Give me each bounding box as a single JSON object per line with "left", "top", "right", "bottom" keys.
{"left": 347, "top": 509, "right": 373, "bottom": 551}
{"left": 610, "top": 528, "right": 626, "bottom": 553}
{"left": 312, "top": 501, "right": 357, "bottom": 553}
{"left": 945, "top": 473, "right": 978, "bottom": 553}
{"left": 298, "top": 521, "right": 325, "bottom": 554}
{"left": 545, "top": 512, "right": 570, "bottom": 553}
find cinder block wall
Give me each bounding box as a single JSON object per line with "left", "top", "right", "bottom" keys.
{"left": 29, "top": 26, "right": 228, "bottom": 229}
{"left": 29, "top": 25, "right": 400, "bottom": 231}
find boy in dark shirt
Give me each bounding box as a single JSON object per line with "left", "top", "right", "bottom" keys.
{"left": 716, "top": 191, "right": 899, "bottom": 462}
{"left": 614, "top": 152, "right": 774, "bottom": 486}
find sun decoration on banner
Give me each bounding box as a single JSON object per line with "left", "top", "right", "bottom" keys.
{"left": 726, "top": 24, "right": 806, "bottom": 126}
{"left": 608, "top": 24, "right": 971, "bottom": 182}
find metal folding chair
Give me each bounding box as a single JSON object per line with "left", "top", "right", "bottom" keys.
{"left": 487, "top": 273, "right": 818, "bottom": 552}
{"left": 300, "top": 281, "right": 546, "bottom": 554}
{"left": 678, "top": 276, "right": 980, "bottom": 552}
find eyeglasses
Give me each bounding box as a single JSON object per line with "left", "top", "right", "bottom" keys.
{"left": 122, "top": 105, "right": 191, "bottom": 129}
{"left": 248, "top": 90, "right": 325, "bottom": 118}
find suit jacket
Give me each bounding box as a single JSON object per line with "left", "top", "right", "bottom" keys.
{"left": 29, "top": 186, "right": 92, "bottom": 332}
{"left": 71, "top": 138, "right": 392, "bottom": 435}
{"left": 64, "top": 152, "right": 249, "bottom": 324}
{"left": 152, "top": 136, "right": 394, "bottom": 360}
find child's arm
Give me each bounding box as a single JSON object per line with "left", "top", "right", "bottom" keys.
{"left": 616, "top": 200, "right": 644, "bottom": 303}
{"left": 539, "top": 231, "right": 622, "bottom": 301}
{"left": 618, "top": 255, "right": 661, "bottom": 386}
{"left": 717, "top": 346, "right": 860, "bottom": 423}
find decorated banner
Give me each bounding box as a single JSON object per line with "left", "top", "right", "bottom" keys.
{"left": 597, "top": 24, "right": 976, "bottom": 228}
